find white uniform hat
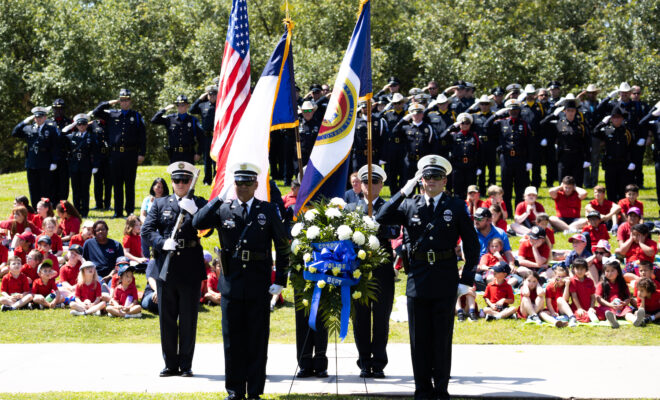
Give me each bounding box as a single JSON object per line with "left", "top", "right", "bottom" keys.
{"left": 408, "top": 102, "right": 425, "bottom": 113}
{"left": 505, "top": 99, "right": 521, "bottom": 109}
{"left": 523, "top": 84, "right": 536, "bottom": 95}
{"left": 477, "top": 94, "right": 494, "bottom": 105}
{"left": 230, "top": 162, "right": 261, "bottom": 182}
{"left": 457, "top": 113, "right": 473, "bottom": 124}
{"left": 166, "top": 161, "right": 197, "bottom": 179}
{"left": 31, "top": 106, "right": 48, "bottom": 116}
{"left": 390, "top": 93, "right": 405, "bottom": 104}
{"left": 301, "top": 101, "right": 317, "bottom": 112}
{"left": 436, "top": 93, "right": 449, "bottom": 104}
{"left": 585, "top": 84, "right": 600, "bottom": 93}
{"left": 357, "top": 164, "right": 387, "bottom": 182}
{"left": 417, "top": 154, "right": 452, "bottom": 177}
{"left": 618, "top": 82, "right": 631, "bottom": 92}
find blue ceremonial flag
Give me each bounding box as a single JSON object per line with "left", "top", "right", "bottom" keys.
{"left": 294, "top": 0, "right": 372, "bottom": 214}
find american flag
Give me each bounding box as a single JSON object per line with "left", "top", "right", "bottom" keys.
{"left": 209, "top": 0, "right": 251, "bottom": 200}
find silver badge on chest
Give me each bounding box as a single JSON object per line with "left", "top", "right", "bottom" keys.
{"left": 257, "top": 213, "right": 267, "bottom": 225}
{"left": 443, "top": 209, "right": 453, "bottom": 222}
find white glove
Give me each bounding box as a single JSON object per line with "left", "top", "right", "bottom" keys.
{"left": 92, "top": 168, "right": 98, "bottom": 174}
{"left": 162, "top": 238, "right": 177, "bottom": 251}
{"left": 627, "top": 163, "right": 635, "bottom": 171}
{"left": 525, "top": 163, "right": 533, "bottom": 171}
{"left": 653, "top": 108, "right": 660, "bottom": 117}
{"left": 582, "top": 161, "right": 591, "bottom": 169}
{"left": 636, "top": 138, "right": 646, "bottom": 146}
{"left": 602, "top": 115, "right": 611, "bottom": 124}
{"left": 403, "top": 113, "right": 414, "bottom": 122}
{"left": 45, "top": 106, "right": 52, "bottom": 113}
{"left": 268, "top": 284, "right": 283, "bottom": 295}
{"left": 401, "top": 172, "right": 422, "bottom": 197}
{"left": 495, "top": 108, "right": 509, "bottom": 116}
{"left": 62, "top": 122, "right": 76, "bottom": 133}
{"left": 49, "top": 164, "right": 57, "bottom": 171}
{"left": 553, "top": 106, "right": 564, "bottom": 116}
{"left": 179, "top": 198, "right": 198, "bottom": 215}
{"left": 457, "top": 283, "right": 471, "bottom": 298}
{"left": 476, "top": 169, "right": 482, "bottom": 176}
{"left": 540, "top": 138, "right": 548, "bottom": 146}
{"left": 608, "top": 90, "right": 618, "bottom": 98}
{"left": 23, "top": 115, "right": 35, "bottom": 124}
{"left": 517, "top": 93, "right": 526, "bottom": 102}
{"left": 378, "top": 160, "right": 386, "bottom": 165}
{"left": 453, "top": 121, "right": 460, "bottom": 128}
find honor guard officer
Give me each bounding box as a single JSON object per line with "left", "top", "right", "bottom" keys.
{"left": 547, "top": 81, "right": 562, "bottom": 110}
{"left": 151, "top": 95, "right": 203, "bottom": 165}
{"left": 298, "top": 101, "right": 321, "bottom": 167}
{"left": 61, "top": 114, "right": 100, "bottom": 217}
{"left": 392, "top": 102, "right": 435, "bottom": 181}
{"left": 52, "top": 99, "right": 73, "bottom": 202}
{"left": 640, "top": 104, "right": 660, "bottom": 208}
{"left": 192, "top": 163, "right": 290, "bottom": 400}
{"left": 485, "top": 99, "right": 534, "bottom": 215}
{"left": 519, "top": 84, "right": 546, "bottom": 188}
{"left": 12, "top": 107, "right": 60, "bottom": 206}
{"left": 375, "top": 76, "right": 402, "bottom": 103}
{"left": 141, "top": 161, "right": 207, "bottom": 378}
{"left": 190, "top": 85, "right": 219, "bottom": 185}
{"left": 89, "top": 117, "right": 112, "bottom": 210}
{"left": 382, "top": 93, "right": 409, "bottom": 193}
{"left": 471, "top": 95, "right": 497, "bottom": 193}
{"left": 425, "top": 94, "right": 456, "bottom": 161}
{"left": 375, "top": 155, "right": 479, "bottom": 400}
{"left": 491, "top": 87, "right": 506, "bottom": 111}
{"left": 444, "top": 113, "right": 483, "bottom": 199}
{"left": 351, "top": 101, "right": 385, "bottom": 173}
{"left": 345, "top": 165, "right": 398, "bottom": 379}
{"left": 92, "top": 89, "right": 147, "bottom": 218}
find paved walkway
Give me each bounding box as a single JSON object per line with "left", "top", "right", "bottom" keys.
{"left": 0, "top": 343, "right": 658, "bottom": 398}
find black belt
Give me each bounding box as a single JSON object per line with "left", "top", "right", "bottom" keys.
{"left": 479, "top": 136, "right": 488, "bottom": 142}
{"left": 112, "top": 145, "right": 137, "bottom": 152}
{"left": 233, "top": 250, "right": 268, "bottom": 262}
{"left": 176, "top": 239, "right": 199, "bottom": 248}
{"left": 100, "top": 147, "right": 108, "bottom": 154}
{"left": 172, "top": 146, "right": 194, "bottom": 153}
{"left": 412, "top": 249, "right": 455, "bottom": 263}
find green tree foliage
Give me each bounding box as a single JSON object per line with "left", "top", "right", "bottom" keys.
{"left": 1, "top": 0, "right": 657, "bottom": 172}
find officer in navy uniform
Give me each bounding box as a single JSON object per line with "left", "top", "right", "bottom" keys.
{"left": 547, "top": 81, "right": 562, "bottom": 111}
{"left": 190, "top": 85, "right": 218, "bottom": 185}
{"left": 485, "top": 99, "right": 534, "bottom": 215}
{"left": 61, "top": 114, "right": 100, "bottom": 217}
{"left": 92, "top": 89, "right": 146, "bottom": 218}
{"left": 640, "top": 103, "right": 660, "bottom": 209}
{"left": 424, "top": 94, "right": 455, "bottom": 161}
{"left": 151, "top": 95, "right": 203, "bottom": 165}
{"left": 350, "top": 101, "right": 385, "bottom": 173}
{"left": 444, "top": 112, "right": 483, "bottom": 199}
{"left": 192, "top": 163, "right": 290, "bottom": 400}
{"left": 382, "top": 93, "right": 408, "bottom": 193}
{"left": 12, "top": 107, "right": 60, "bottom": 206}
{"left": 298, "top": 101, "right": 321, "bottom": 167}
{"left": 52, "top": 98, "right": 73, "bottom": 202}
{"left": 519, "top": 85, "right": 546, "bottom": 188}
{"left": 392, "top": 102, "right": 435, "bottom": 181}
{"left": 345, "top": 165, "right": 397, "bottom": 379}
{"left": 375, "top": 155, "right": 479, "bottom": 400}
{"left": 90, "top": 118, "right": 113, "bottom": 210}
{"left": 141, "top": 161, "right": 207, "bottom": 378}
{"left": 470, "top": 95, "right": 496, "bottom": 194}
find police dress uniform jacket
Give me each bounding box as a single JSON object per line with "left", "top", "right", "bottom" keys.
{"left": 12, "top": 119, "right": 60, "bottom": 169}
{"left": 150, "top": 110, "right": 203, "bottom": 161}
{"left": 593, "top": 121, "right": 634, "bottom": 170}
{"left": 520, "top": 100, "right": 545, "bottom": 134}
{"left": 298, "top": 117, "right": 321, "bottom": 165}
{"left": 541, "top": 114, "right": 590, "bottom": 162}
{"left": 64, "top": 129, "right": 100, "bottom": 172}
{"left": 486, "top": 115, "right": 534, "bottom": 163}
{"left": 351, "top": 115, "right": 385, "bottom": 170}
{"left": 382, "top": 109, "right": 407, "bottom": 159}
{"left": 424, "top": 108, "right": 455, "bottom": 158}
{"left": 393, "top": 119, "right": 435, "bottom": 162}
{"left": 189, "top": 98, "right": 216, "bottom": 134}
{"left": 445, "top": 126, "right": 483, "bottom": 170}
{"left": 92, "top": 102, "right": 147, "bottom": 155}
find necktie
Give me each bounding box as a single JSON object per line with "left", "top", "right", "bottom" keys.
{"left": 428, "top": 197, "right": 435, "bottom": 212}
{"left": 241, "top": 202, "right": 248, "bottom": 219}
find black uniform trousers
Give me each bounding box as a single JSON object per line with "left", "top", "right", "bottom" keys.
{"left": 27, "top": 168, "right": 52, "bottom": 208}
{"left": 269, "top": 130, "right": 284, "bottom": 180}
{"left": 477, "top": 143, "right": 497, "bottom": 195}
{"left": 295, "top": 305, "right": 328, "bottom": 373}
{"left": 221, "top": 294, "right": 271, "bottom": 398}
{"left": 604, "top": 166, "right": 630, "bottom": 205}
{"left": 157, "top": 279, "right": 201, "bottom": 371}
{"left": 500, "top": 155, "right": 529, "bottom": 217}
{"left": 655, "top": 162, "right": 660, "bottom": 207}
{"left": 452, "top": 166, "right": 477, "bottom": 200}
{"left": 408, "top": 294, "right": 457, "bottom": 400}
{"left": 111, "top": 151, "right": 138, "bottom": 216}
{"left": 352, "top": 271, "right": 394, "bottom": 372}
{"left": 94, "top": 156, "right": 113, "bottom": 209}
{"left": 168, "top": 151, "right": 195, "bottom": 165}
{"left": 543, "top": 141, "right": 558, "bottom": 187}
{"left": 557, "top": 153, "right": 584, "bottom": 187}
{"left": 70, "top": 170, "right": 92, "bottom": 217}
{"left": 530, "top": 144, "right": 543, "bottom": 189}
{"left": 386, "top": 148, "right": 406, "bottom": 194}
{"left": 52, "top": 159, "right": 70, "bottom": 202}
{"left": 201, "top": 134, "right": 215, "bottom": 185}
{"left": 281, "top": 129, "right": 296, "bottom": 185}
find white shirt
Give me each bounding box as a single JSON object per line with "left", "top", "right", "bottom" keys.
{"left": 239, "top": 197, "right": 255, "bottom": 214}
{"left": 424, "top": 193, "right": 443, "bottom": 210}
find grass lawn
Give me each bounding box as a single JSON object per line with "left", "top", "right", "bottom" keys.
{"left": 0, "top": 165, "right": 658, "bottom": 345}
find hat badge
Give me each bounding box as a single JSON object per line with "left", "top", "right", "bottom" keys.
{"left": 178, "top": 162, "right": 185, "bottom": 169}
{"left": 429, "top": 159, "right": 437, "bottom": 165}
{"left": 240, "top": 163, "right": 247, "bottom": 170}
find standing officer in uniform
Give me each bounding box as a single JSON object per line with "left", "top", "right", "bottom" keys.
{"left": 93, "top": 89, "right": 146, "bottom": 218}
{"left": 470, "top": 95, "right": 496, "bottom": 193}
{"left": 193, "top": 163, "right": 290, "bottom": 400}
{"left": 346, "top": 164, "right": 397, "bottom": 379}
{"left": 190, "top": 85, "right": 218, "bottom": 185}
{"left": 425, "top": 94, "right": 456, "bottom": 162}
{"left": 486, "top": 99, "right": 534, "bottom": 215}
{"left": 376, "top": 155, "right": 479, "bottom": 400}
{"left": 392, "top": 102, "right": 435, "bottom": 181}
{"left": 141, "top": 162, "right": 207, "bottom": 378}
{"left": 52, "top": 99, "right": 72, "bottom": 202}
{"left": 444, "top": 113, "right": 482, "bottom": 199}
{"left": 61, "top": 114, "right": 100, "bottom": 217}
{"left": 351, "top": 101, "right": 385, "bottom": 173}
{"left": 298, "top": 101, "right": 321, "bottom": 168}
{"left": 151, "top": 95, "right": 203, "bottom": 164}
{"left": 90, "top": 117, "right": 113, "bottom": 210}
{"left": 382, "top": 93, "right": 407, "bottom": 193}
{"left": 547, "top": 81, "right": 562, "bottom": 110}
{"left": 578, "top": 84, "right": 602, "bottom": 188}
{"left": 12, "top": 107, "right": 60, "bottom": 206}
{"left": 520, "top": 85, "right": 545, "bottom": 188}
{"left": 640, "top": 104, "right": 660, "bottom": 209}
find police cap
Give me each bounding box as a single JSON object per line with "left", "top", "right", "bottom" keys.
{"left": 175, "top": 95, "right": 189, "bottom": 104}
{"left": 387, "top": 76, "right": 400, "bottom": 86}
{"left": 309, "top": 84, "right": 322, "bottom": 93}
{"left": 547, "top": 81, "right": 561, "bottom": 89}
{"left": 119, "top": 88, "right": 132, "bottom": 99}
{"left": 505, "top": 83, "right": 521, "bottom": 92}
{"left": 31, "top": 107, "right": 48, "bottom": 117}
{"left": 206, "top": 85, "right": 218, "bottom": 94}
{"left": 74, "top": 113, "right": 89, "bottom": 125}
{"left": 358, "top": 164, "right": 387, "bottom": 183}
{"left": 457, "top": 112, "right": 473, "bottom": 124}
{"left": 52, "top": 98, "right": 65, "bottom": 108}
{"left": 166, "top": 161, "right": 196, "bottom": 180}
{"left": 610, "top": 106, "right": 628, "bottom": 118}
{"left": 231, "top": 162, "right": 260, "bottom": 182}
{"left": 409, "top": 102, "right": 425, "bottom": 113}
{"left": 505, "top": 99, "right": 521, "bottom": 109}
{"left": 491, "top": 87, "right": 505, "bottom": 96}
{"left": 417, "top": 154, "right": 452, "bottom": 177}
{"left": 563, "top": 100, "right": 577, "bottom": 109}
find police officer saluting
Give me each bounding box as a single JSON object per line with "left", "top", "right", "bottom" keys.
{"left": 12, "top": 106, "right": 60, "bottom": 206}
{"left": 345, "top": 164, "right": 397, "bottom": 379}
{"left": 141, "top": 161, "right": 207, "bottom": 378}
{"left": 444, "top": 112, "right": 482, "bottom": 199}
{"left": 61, "top": 114, "right": 100, "bottom": 217}
{"left": 376, "top": 155, "right": 479, "bottom": 400}
{"left": 89, "top": 116, "right": 113, "bottom": 210}
{"left": 152, "top": 95, "right": 203, "bottom": 165}
{"left": 52, "top": 98, "right": 73, "bottom": 202}
{"left": 190, "top": 85, "right": 219, "bottom": 185}
{"left": 392, "top": 102, "right": 435, "bottom": 181}
{"left": 93, "top": 89, "right": 146, "bottom": 218}
{"left": 192, "top": 163, "right": 290, "bottom": 400}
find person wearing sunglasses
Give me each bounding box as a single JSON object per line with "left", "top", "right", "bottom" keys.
{"left": 375, "top": 154, "right": 479, "bottom": 400}
{"left": 142, "top": 161, "right": 208, "bottom": 378}
{"left": 193, "top": 162, "right": 290, "bottom": 400}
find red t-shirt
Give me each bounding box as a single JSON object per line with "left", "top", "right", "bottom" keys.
{"left": 0, "top": 244, "right": 8, "bottom": 264}
{"left": 514, "top": 201, "right": 545, "bottom": 223}
{"left": 483, "top": 198, "right": 507, "bottom": 213}
{"left": 545, "top": 281, "right": 566, "bottom": 312}
{"left": 122, "top": 234, "right": 143, "bottom": 258}
{"left": 637, "top": 289, "right": 660, "bottom": 314}
{"left": 32, "top": 214, "right": 45, "bottom": 230}
{"left": 582, "top": 224, "right": 610, "bottom": 252}
{"left": 75, "top": 281, "right": 102, "bottom": 302}
{"left": 45, "top": 234, "right": 63, "bottom": 253}
{"left": 517, "top": 239, "right": 550, "bottom": 263}
{"left": 41, "top": 252, "right": 60, "bottom": 274}
{"left": 59, "top": 217, "right": 81, "bottom": 236}
{"left": 69, "top": 233, "right": 87, "bottom": 247}
{"left": 589, "top": 199, "right": 614, "bottom": 216}
{"left": 1, "top": 273, "right": 30, "bottom": 294}
{"left": 494, "top": 218, "right": 507, "bottom": 231}
{"left": 111, "top": 273, "right": 136, "bottom": 289}
{"left": 618, "top": 198, "right": 643, "bottom": 218}
{"left": 0, "top": 220, "right": 42, "bottom": 235}
{"left": 113, "top": 284, "right": 138, "bottom": 305}
{"left": 479, "top": 253, "right": 500, "bottom": 267}
{"left": 596, "top": 280, "right": 630, "bottom": 303}
{"left": 207, "top": 271, "right": 219, "bottom": 293}
{"left": 484, "top": 280, "right": 514, "bottom": 304}
{"left": 545, "top": 228, "right": 555, "bottom": 245}
{"left": 569, "top": 276, "right": 595, "bottom": 310}
{"left": 624, "top": 238, "right": 658, "bottom": 263}
{"left": 13, "top": 246, "right": 29, "bottom": 264}
{"left": 31, "top": 278, "right": 57, "bottom": 297}
{"left": 59, "top": 263, "right": 81, "bottom": 286}
{"left": 20, "top": 264, "right": 39, "bottom": 284}
{"left": 592, "top": 257, "right": 604, "bottom": 273}
{"left": 617, "top": 222, "right": 631, "bottom": 242}
{"left": 554, "top": 189, "right": 581, "bottom": 219}
{"left": 282, "top": 193, "right": 297, "bottom": 209}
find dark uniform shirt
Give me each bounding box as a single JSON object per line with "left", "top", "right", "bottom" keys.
{"left": 541, "top": 114, "right": 590, "bottom": 161}
{"left": 12, "top": 120, "right": 60, "bottom": 169}
{"left": 150, "top": 111, "right": 203, "bottom": 155}
{"left": 298, "top": 117, "right": 321, "bottom": 162}
{"left": 424, "top": 107, "right": 455, "bottom": 158}
{"left": 393, "top": 120, "right": 435, "bottom": 162}
{"left": 92, "top": 102, "right": 147, "bottom": 155}
{"left": 89, "top": 120, "right": 110, "bottom": 159}
{"left": 189, "top": 98, "right": 216, "bottom": 135}
{"left": 352, "top": 115, "right": 385, "bottom": 166}
{"left": 64, "top": 129, "right": 100, "bottom": 172}
{"left": 486, "top": 115, "right": 533, "bottom": 163}
{"left": 447, "top": 127, "right": 482, "bottom": 169}
{"left": 593, "top": 122, "right": 634, "bottom": 168}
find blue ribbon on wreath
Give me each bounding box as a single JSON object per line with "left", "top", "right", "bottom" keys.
{"left": 303, "top": 240, "right": 360, "bottom": 340}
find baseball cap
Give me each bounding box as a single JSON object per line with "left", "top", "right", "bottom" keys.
{"left": 37, "top": 259, "right": 53, "bottom": 274}
{"left": 117, "top": 264, "right": 135, "bottom": 276}
{"left": 627, "top": 207, "right": 642, "bottom": 216}
{"left": 37, "top": 235, "right": 52, "bottom": 245}
{"left": 595, "top": 240, "right": 611, "bottom": 256}
{"left": 524, "top": 186, "right": 538, "bottom": 196}
{"left": 568, "top": 234, "right": 586, "bottom": 243}
{"left": 474, "top": 207, "right": 492, "bottom": 220}
{"left": 115, "top": 256, "right": 130, "bottom": 266}
{"left": 18, "top": 232, "right": 35, "bottom": 243}
{"left": 586, "top": 211, "right": 601, "bottom": 219}
{"left": 68, "top": 244, "right": 83, "bottom": 255}
{"left": 528, "top": 225, "right": 546, "bottom": 240}
{"left": 467, "top": 184, "right": 479, "bottom": 194}
{"left": 492, "top": 262, "right": 511, "bottom": 274}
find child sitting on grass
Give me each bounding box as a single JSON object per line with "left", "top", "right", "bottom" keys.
{"left": 121, "top": 215, "right": 148, "bottom": 270}
{"left": 544, "top": 265, "right": 577, "bottom": 327}
{"left": 617, "top": 223, "right": 657, "bottom": 283}
{"left": 517, "top": 272, "right": 565, "bottom": 326}
{"left": 483, "top": 262, "right": 516, "bottom": 321}
{"left": 58, "top": 244, "right": 83, "bottom": 297}
{"left": 586, "top": 240, "right": 611, "bottom": 285}
{"left": 31, "top": 259, "right": 62, "bottom": 309}
{"left": 490, "top": 204, "right": 507, "bottom": 232}
{"left": 535, "top": 213, "right": 555, "bottom": 249}
{"left": 483, "top": 185, "right": 508, "bottom": 219}
{"left": 630, "top": 278, "right": 660, "bottom": 326}
{"left": 476, "top": 237, "right": 506, "bottom": 288}
{"left": 595, "top": 259, "right": 632, "bottom": 329}
{"left": 569, "top": 258, "right": 599, "bottom": 324}
{"left": 70, "top": 261, "right": 106, "bottom": 316}
{"left": 203, "top": 258, "right": 221, "bottom": 306}
{"left": 21, "top": 249, "right": 43, "bottom": 286}
{"left": 631, "top": 261, "right": 660, "bottom": 308}
{"left": 41, "top": 217, "right": 63, "bottom": 257}
{"left": 1, "top": 256, "right": 33, "bottom": 311}
{"left": 106, "top": 264, "right": 142, "bottom": 318}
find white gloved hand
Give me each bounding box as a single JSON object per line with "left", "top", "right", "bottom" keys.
{"left": 627, "top": 163, "right": 635, "bottom": 171}
{"left": 179, "top": 198, "right": 198, "bottom": 215}
{"left": 540, "top": 138, "right": 548, "bottom": 146}
{"left": 525, "top": 163, "right": 533, "bottom": 171}
{"left": 495, "top": 108, "right": 509, "bottom": 116}
{"left": 45, "top": 106, "right": 53, "bottom": 113}
{"left": 553, "top": 106, "right": 564, "bottom": 116}
{"left": 602, "top": 115, "right": 611, "bottom": 124}
{"left": 92, "top": 168, "right": 98, "bottom": 174}
{"left": 268, "top": 284, "right": 283, "bottom": 296}
{"left": 457, "top": 283, "right": 471, "bottom": 298}
{"left": 607, "top": 90, "right": 618, "bottom": 98}
{"left": 162, "top": 238, "right": 177, "bottom": 251}
{"left": 476, "top": 169, "right": 482, "bottom": 176}
{"left": 653, "top": 107, "right": 660, "bottom": 117}
{"left": 378, "top": 160, "right": 386, "bottom": 165}
{"left": 23, "top": 115, "right": 35, "bottom": 124}
{"left": 401, "top": 172, "right": 422, "bottom": 197}
{"left": 403, "top": 113, "right": 414, "bottom": 122}
{"left": 582, "top": 161, "right": 591, "bottom": 168}
{"left": 62, "top": 122, "right": 76, "bottom": 133}
{"left": 636, "top": 138, "right": 646, "bottom": 146}
{"left": 49, "top": 164, "right": 57, "bottom": 171}
{"left": 453, "top": 121, "right": 461, "bottom": 128}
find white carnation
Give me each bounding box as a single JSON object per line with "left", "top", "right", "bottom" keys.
{"left": 329, "top": 197, "right": 347, "bottom": 208}
{"left": 304, "top": 209, "right": 319, "bottom": 222}
{"left": 306, "top": 225, "right": 320, "bottom": 240}
{"left": 368, "top": 235, "right": 380, "bottom": 250}
{"left": 291, "top": 223, "right": 304, "bottom": 237}
{"left": 362, "top": 215, "right": 376, "bottom": 229}
{"left": 291, "top": 239, "right": 300, "bottom": 255}
{"left": 336, "top": 224, "right": 353, "bottom": 240}
{"left": 325, "top": 207, "right": 342, "bottom": 219}
{"left": 352, "top": 231, "right": 366, "bottom": 246}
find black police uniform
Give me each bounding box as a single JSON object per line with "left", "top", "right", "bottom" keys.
{"left": 540, "top": 113, "right": 590, "bottom": 187}
{"left": 151, "top": 110, "right": 202, "bottom": 164}
{"left": 640, "top": 110, "right": 660, "bottom": 206}
{"left": 346, "top": 197, "right": 397, "bottom": 376}
{"left": 445, "top": 126, "right": 482, "bottom": 199}
{"left": 580, "top": 98, "right": 602, "bottom": 188}
{"left": 593, "top": 120, "right": 634, "bottom": 202}
{"left": 392, "top": 119, "right": 435, "bottom": 181}
{"left": 424, "top": 107, "right": 455, "bottom": 159}
{"left": 89, "top": 120, "right": 113, "bottom": 209}
{"left": 12, "top": 119, "right": 60, "bottom": 206}
{"left": 92, "top": 102, "right": 147, "bottom": 217}
{"left": 189, "top": 97, "right": 217, "bottom": 184}
{"left": 193, "top": 196, "right": 290, "bottom": 399}
{"left": 64, "top": 128, "right": 100, "bottom": 217}
{"left": 471, "top": 110, "right": 497, "bottom": 192}
{"left": 294, "top": 292, "right": 328, "bottom": 377}
{"left": 141, "top": 193, "right": 208, "bottom": 374}
{"left": 351, "top": 114, "right": 385, "bottom": 173}
{"left": 53, "top": 115, "right": 73, "bottom": 202}
{"left": 376, "top": 191, "right": 479, "bottom": 400}
{"left": 486, "top": 114, "right": 534, "bottom": 215}
{"left": 382, "top": 108, "right": 407, "bottom": 193}
{"left": 298, "top": 116, "right": 321, "bottom": 167}
{"left": 520, "top": 100, "right": 545, "bottom": 188}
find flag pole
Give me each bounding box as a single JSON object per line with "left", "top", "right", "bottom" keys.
{"left": 366, "top": 100, "right": 373, "bottom": 217}
{"left": 282, "top": 1, "right": 303, "bottom": 183}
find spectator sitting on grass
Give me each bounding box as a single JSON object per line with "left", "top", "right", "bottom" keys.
{"left": 510, "top": 186, "right": 545, "bottom": 236}
{"left": 582, "top": 211, "right": 610, "bottom": 253}
{"left": 548, "top": 176, "right": 588, "bottom": 233}
{"left": 561, "top": 233, "right": 592, "bottom": 269}
{"left": 616, "top": 207, "right": 641, "bottom": 245}
{"left": 568, "top": 258, "right": 599, "bottom": 324}
{"left": 483, "top": 262, "right": 516, "bottom": 321}
{"left": 586, "top": 240, "right": 611, "bottom": 284}
{"left": 535, "top": 213, "right": 555, "bottom": 249}
{"left": 631, "top": 278, "right": 660, "bottom": 326}
{"left": 617, "top": 184, "right": 643, "bottom": 224}
{"left": 594, "top": 259, "right": 632, "bottom": 329}
{"left": 70, "top": 261, "right": 106, "bottom": 316}
{"left": 482, "top": 185, "right": 508, "bottom": 220}
{"left": 516, "top": 225, "right": 552, "bottom": 282}
{"left": 82, "top": 220, "right": 124, "bottom": 286}
{"left": 544, "top": 265, "right": 577, "bottom": 327}
{"left": 30, "top": 259, "right": 62, "bottom": 309}
{"left": 617, "top": 223, "right": 657, "bottom": 283}
{"left": 0, "top": 256, "right": 33, "bottom": 311}
{"left": 106, "top": 264, "right": 142, "bottom": 318}
{"left": 584, "top": 185, "right": 620, "bottom": 230}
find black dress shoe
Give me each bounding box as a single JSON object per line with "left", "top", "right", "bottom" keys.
{"left": 113, "top": 213, "right": 125, "bottom": 219}
{"left": 315, "top": 370, "right": 329, "bottom": 378}
{"left": 159, "top": 367, "right": 180, "bottom": 377}
{"left": 359, "top": 368, "right": 373, "bottom": 378}
{"left": 180, "top": 369, "right": 193, "bottom": 377}
{"left": 372, "top": 369, "right": 385, "bottom": 379}
{"left": 224, "top": 395, "right": 244, "bottom": 400}
{"left": 296, "top": 369, "right": 314, "bottom": 378}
